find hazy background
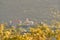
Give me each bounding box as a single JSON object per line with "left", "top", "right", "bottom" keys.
{"left": 0, "top": 0, "right": 60, "bottom": 23}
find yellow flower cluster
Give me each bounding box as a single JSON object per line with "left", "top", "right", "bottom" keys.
{"left": 0, "top": 22, "right": 60, "bottom": 40}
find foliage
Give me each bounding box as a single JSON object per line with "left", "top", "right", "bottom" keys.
{"left": 0, "top": 21, "right": 60, "bottom": 40}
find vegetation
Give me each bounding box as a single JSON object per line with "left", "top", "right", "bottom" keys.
{"left": 0, "top": 21, "right": 60, "bottom": 40}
